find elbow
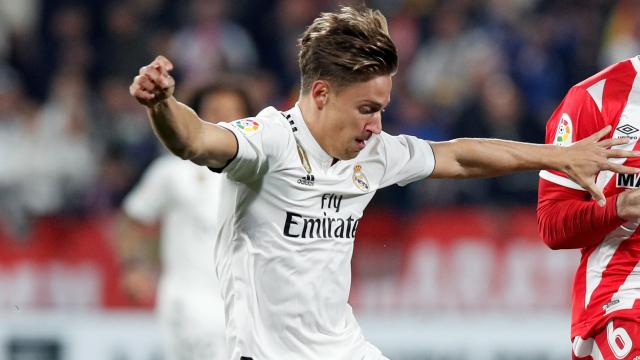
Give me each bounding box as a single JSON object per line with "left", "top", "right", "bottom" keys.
{"left": 538, "top": 229, "right": 563, "bottom": 250}
{"left": 161, "top": 137, "right": 200, "bottom": 161}
{"left": 537, "top": 210, "right": 562, "bottom": 250}
{"left": 543, "top": 238, "right": 562, "bottom": 250}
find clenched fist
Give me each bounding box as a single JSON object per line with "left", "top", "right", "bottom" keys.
{"left": 129, "top": 55, "right": 176, "bottom": 107}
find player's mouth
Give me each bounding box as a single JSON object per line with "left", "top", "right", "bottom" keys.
{"left": 355, "top": 137, "right": 368, "bottom": 150}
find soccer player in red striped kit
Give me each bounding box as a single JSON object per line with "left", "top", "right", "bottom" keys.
{"left": 538, "top": 56, "right": 640, "bottom": 359}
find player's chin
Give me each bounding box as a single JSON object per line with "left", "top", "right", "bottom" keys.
{"left": 342, "top": 148, "right": 362, "bottom": 160}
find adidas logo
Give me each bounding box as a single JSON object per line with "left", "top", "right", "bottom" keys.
{"left": 297, "top": 174, "right": 315, "bottom": 186}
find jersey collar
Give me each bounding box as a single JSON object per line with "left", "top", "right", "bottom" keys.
{"left": 287, "top": 104, "right": 336, "bottom": 169}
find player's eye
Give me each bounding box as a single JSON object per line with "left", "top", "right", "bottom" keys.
{"left": 359, "top": 105, "right": 379, "bottom": 115}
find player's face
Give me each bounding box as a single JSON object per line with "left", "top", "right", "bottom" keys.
{"left": 321, "top": 75, "right": 392, "bottom": 160}
{"left": 200, "top": 91, "right": 249, "bottom": 123}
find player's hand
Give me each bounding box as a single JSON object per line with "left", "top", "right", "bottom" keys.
{"left": 129, "top": 55, "right": 176, "bottom": 108}
{"left": 561, "top": 125, "right": 640, "bottom": 207}
{"left": 616, "top": 189, "right": 640, "bottom": 220}
{"left": 120, "top": 263, "right": 157, "bottom": 305}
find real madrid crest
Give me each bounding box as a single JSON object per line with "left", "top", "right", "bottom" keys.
{"left": 352, "top": 164, "right": 369, "bottom": 192}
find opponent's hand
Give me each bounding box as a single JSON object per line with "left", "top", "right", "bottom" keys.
{"left": 561, "top": 125, "right": 640, "bottom": 207}
{"left": 616, "top": 188, "right": 640, "bottom": 220}
{"left": 129, "top": 55, "right": 175, "bottom": 107}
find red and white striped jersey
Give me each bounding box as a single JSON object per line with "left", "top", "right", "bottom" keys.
{"left": 538, "top": 56, "right": 640, "bottom": 355}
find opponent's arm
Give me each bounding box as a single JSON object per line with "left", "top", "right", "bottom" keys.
{"left": 129, "top": 56, "right": 237, "bottom": 168}
{"left": 537, "top": 179, "right": 624, "bottom": 249}
{"left": 429, "top": 125, "right": 639, "bottom": 206}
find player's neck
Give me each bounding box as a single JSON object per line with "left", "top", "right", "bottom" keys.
{"left": 298, "top": 97, "right": 331, "bottom": 155}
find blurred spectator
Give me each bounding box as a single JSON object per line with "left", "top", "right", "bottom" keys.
{"left": 258, "top": 0, "right": 323, "bottom": 94}
{"left": 0, "top": 0, "right": 628, "bottom": 219}
{"left": 0, "top": 0, "right": 39, "bottom": 60}
{"left": 451, "top": 73, "right": 540, "bottom": 204}
{"left": 32, "top": 70, "right": 99, "bottom": 214}
{"left": 0, "top": 66, "right": 36, "bottom": 237}
{"left": 169, "top": 0, "right": 258, "bottom": 94}
{"left": 0, "top": 67, "right": 98, "bottom": 237}
{"left": 600, "top": 0, "right": 640, "bottom": 67}
{"left": 45, "top": 5, "right": 93, "bottom": 79}
{"left": 91, "top": 75, "right": 159, "bottom": 210}
{"left": 96, "top": 1, "right": 154, "bottom": 80}
{"left": 407, "top": 2, "right": 500, "bottom": 109}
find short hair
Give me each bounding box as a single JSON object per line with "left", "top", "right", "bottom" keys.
{"left": 189, "top": 82, "right": 253, "bottom": 116}
{"left": 298, "top": 6, "right": 398, "bottom": 94}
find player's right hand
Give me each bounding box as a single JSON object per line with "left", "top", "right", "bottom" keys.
{"left": 129, "top": 55, "right": 176, "bottom": 108}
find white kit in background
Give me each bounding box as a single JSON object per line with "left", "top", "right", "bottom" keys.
{"left": 124, "top": 155, "right": 226, "bottom": 360}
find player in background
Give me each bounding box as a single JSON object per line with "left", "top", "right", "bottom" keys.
{"left": 538, "top": 56, "right": 640, "bottom": 359}
{"left": 130, "top": 6, "right": 640, "bottom": 360}
{"left": 117, "top": 82, "right": 253, "bottom": 360}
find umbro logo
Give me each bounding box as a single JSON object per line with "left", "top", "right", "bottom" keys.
{"left": 297, "top": 174, "right": 315, "bottom": 186}
{"left": 616, "top": 124, "right": 639, "bottom": 135}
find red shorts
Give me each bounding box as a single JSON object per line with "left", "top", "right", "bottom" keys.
{"left": 573, "top": 319, "right": 640, "bottom": 360}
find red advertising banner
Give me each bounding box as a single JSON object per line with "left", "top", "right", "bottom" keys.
{"left": 0, "top": 208, "right": 578, "bottom": 312}
{"left": 0, "top": 216, "right": 136, "bottom": 309}
{"left": 351, "top": 207, "right": 578, "bottom": 313}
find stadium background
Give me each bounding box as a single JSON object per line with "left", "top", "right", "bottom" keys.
{"left": 0, "top": 0, "right": 637, "bottom": 359}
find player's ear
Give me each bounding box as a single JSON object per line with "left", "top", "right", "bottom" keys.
{"left": 311, "top": 80, "right": 329, "bottom": 109}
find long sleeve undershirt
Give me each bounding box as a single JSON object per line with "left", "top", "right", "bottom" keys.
{"left": 537, "top": 179, "right": 625, "bottom": 250}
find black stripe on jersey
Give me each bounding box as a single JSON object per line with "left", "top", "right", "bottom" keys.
{"left": 240, "top": 357, "right": 254, "bottom": 360}
{"left": 281, "top": 111, "right": 297, "bottom": 132}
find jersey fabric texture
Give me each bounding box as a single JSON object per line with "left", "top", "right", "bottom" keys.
{"left": 537, "top": 56, "right": 640, "bottom": 358}
{"left": 573, "top": 319, "right": 640, "bottom": 360}
{"left": 123, "top": 155, "right": 226, "bottom": 360}
{"left": 212, "top": 104, "right": 435, "bottom": 360}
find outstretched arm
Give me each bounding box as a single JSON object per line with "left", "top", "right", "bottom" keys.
{"left": 429, "top": 126, "right": 639, "bottom": 206}
{"left": 129, "top": 56, "right": 237, "bottom": 168}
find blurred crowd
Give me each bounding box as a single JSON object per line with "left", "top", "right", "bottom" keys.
{"left": 0, "top": 0, "right": 638, "bottom": 237}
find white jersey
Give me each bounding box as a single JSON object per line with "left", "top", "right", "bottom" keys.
{"left": 123, "top": 155, "right": 226, "bottom": 360}
{"left": 214, "top": 105, "right": 435, "bottom": 359}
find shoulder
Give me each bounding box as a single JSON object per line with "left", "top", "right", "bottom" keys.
{"left": 222, "top": 106, "right": 295, "bottom": 163}
{"left": 574, "top": 57, "right": 637, "bottom": 90}
{"left": 357, "top": 131, "right": 421, "bottom": 161}
{"left": 225, "top": 106, "right": 292, "bottom": 139}
{"left": 570, "top": 57, "right": 638, "bottom": 110}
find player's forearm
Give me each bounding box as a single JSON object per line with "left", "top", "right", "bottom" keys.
{"left": 450, "top": 138, "right": 566, "bottom": 178}
{"left": 537, "top": 181, "right": 625, "bottom": 249}
{"left": 147, "top": 97, "right": 205, "bottom": 160}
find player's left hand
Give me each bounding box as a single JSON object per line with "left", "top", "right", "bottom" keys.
{"left": 561, "top": 125, "right": 640, "bottom": 207}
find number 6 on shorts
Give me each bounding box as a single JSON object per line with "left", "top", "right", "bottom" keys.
{"left": 607, "top": 321, "right": 632, "bottom": 359}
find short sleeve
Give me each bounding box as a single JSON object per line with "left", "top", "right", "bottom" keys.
{"left": 123, "top": 157, "right": 172, "bottom": 224}
{"left": 540, "top": 86, "right": 605, "bottom": 190}
{"left": 379, "top": 132, "right": 436, "bottom": 188}
{"left": 214, "top": 113, "right": 286, "bottom": 183}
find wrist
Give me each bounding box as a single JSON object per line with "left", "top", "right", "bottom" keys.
{"left": 545, "top": 145, "right": 567, "bottom": 172}
{"left": 615, "top": 192, "right": 628, "bottom": 220}
{"left": 147, "top": 96, "right": 173, "bottom": 112}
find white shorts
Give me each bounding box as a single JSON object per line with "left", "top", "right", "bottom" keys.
{"left": 157, "top": 283, "right": 227, "bottom": 360}
{"left": 361, "top": 341, "right": 390, "bottom": 360}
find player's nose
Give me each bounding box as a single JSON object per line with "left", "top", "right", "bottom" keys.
{"left": 365, "top": 113, "right": 382, "bottom": 135}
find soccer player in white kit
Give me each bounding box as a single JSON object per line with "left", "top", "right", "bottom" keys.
{"left": 129, "top": 6, "right": 640, "bottom": 359}
{"left": 119, "top": 83, "right": 252, "bottom": 360}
